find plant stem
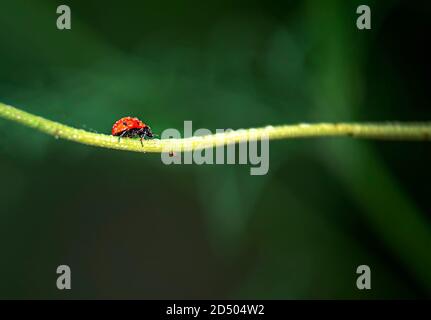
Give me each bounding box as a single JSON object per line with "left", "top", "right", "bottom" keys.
{"left": 0, "top": 102, "right": 430, "bottom": 153}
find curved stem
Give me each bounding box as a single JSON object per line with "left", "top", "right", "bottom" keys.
{"left": 1, "top": 102, "right": 430, "bottom": 153}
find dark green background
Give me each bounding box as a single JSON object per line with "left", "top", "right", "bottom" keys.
{"left": 0, "top": 0, "right": 430, "bottom": 299}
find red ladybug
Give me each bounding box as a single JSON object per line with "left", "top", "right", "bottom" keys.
{"left": 111, "top": 116, "right": 154, "bottom": 146}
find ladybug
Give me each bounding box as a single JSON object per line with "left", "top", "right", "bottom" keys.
{"left": 111, "top": 116, "right": 154, "bottom": 146}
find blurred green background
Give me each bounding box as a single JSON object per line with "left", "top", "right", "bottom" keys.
{"left": 0, "top": 0, "right": 430, "bottom": 299}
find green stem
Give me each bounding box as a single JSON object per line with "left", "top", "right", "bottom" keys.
{"left": 0, "top": 102, "right": 430, "bottom": 153}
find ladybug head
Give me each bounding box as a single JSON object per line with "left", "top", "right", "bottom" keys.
{"left": 139, "top": 125, "right": 153, "bottom": 139}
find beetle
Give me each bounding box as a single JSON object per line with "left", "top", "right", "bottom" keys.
{"left": 111, "top": 116, "right": 154, "bottom": 146}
